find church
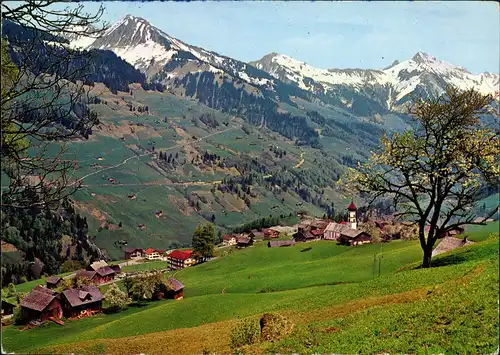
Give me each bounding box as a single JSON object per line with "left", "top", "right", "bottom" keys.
{"left": 324, "top": 201, "right": 372, "bottom": 246}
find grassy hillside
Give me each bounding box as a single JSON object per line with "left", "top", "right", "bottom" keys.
{"left": 48, "top": 84, "right": 376, "bottom": 258}
{"left": 3, "top": 223, "right": 498, "bottom": 354}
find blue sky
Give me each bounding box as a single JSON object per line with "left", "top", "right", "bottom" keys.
{"left": 35, "top": 1, "right": 500, "bottom": 73}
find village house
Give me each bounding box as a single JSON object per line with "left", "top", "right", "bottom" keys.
{"left": 236, "top": 236, "right": 254, "bottom": 248}
{"left": 124, "top": 247, "right": 144, "bottom": 260}
{"left": 249, "top": 229, "right": 264, "bottom": 240}
{"left": 19, "top": 286, "right": 63, "bottom": 323}
{"left": 166, "top": 278, "right": 185, "bottom": 300}
{"left": 167, "top": 250, "right": 196, "bottom": 270}
{"left": 263, "top": 228, "right": 280, "bottom": 240}
{"left": 222, "top": 234, "right": 237, "bottom": 246}
{"left": 268, "top": 240, "right": 296, "bottom": 248}
{"left": 76, "top": 266, "right": 116, "bottom": 284}
{"left": 144, "top": 248, "right": 164, "bottom": 260}
{"left": 61, "top": 286, "right": 103, "bottom": 318}
{"left": 322, "top": 201, "right": 373, "bottom": 246}
{"left": 338, "top": 230, "right": 373, "bottom": 246}
{"left": 46, "top": 275, "right": 63, "bottom": 289}
{"left": 110, "top": 264, "right": 121, "bottom": 274}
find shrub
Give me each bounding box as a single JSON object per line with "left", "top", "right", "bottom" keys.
{"left": 12, "top": 306, "right": 23, "bottom": 325}
{"left": 259, "top": 313, "right": 295, "bottom": 342}
{"left": 6, "top": 283, "right": 17, "bottom": 297}
{"left": 60, "top": 260, "right": 83, "bottom": 273}
{"left": 230, "top": 318, "right": 261, "bottom": 349}
{"left": 104, "top": 283, "right": 131, "bottom": 312}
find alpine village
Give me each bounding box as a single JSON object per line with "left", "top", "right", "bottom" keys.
{"left": 1, "top": 2, "right": 499, "bottom": 355}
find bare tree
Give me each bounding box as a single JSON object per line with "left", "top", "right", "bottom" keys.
{"left": 347, "top": 87, "right": 499, "bottom": 268}
{"left": 1, "top": 1, "right": 109, "bottom": 212}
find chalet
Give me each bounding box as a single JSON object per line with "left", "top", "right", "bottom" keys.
{"left": 222, "top": 234, "right": 237, "bottom": 246}
{"left": 76, "top": 269, "right": 96, "bottom": 281}
{"left": 263, "top": 228, "right": 280, "bottom": 240}
{"left": 20, "top": 286, "right": 63, "bottom": 323}
{"left": 268, "top": 240, "right": 296, "bottom": 248}
{"left": 167, "top": 250, "right": 196, "bottom": 270}
{"left": 236, "top": 236, "right": 253, "bottom": 248}
{"left": 61, "top": 286, "right": 102, "bottom": 318}
{"left": 249, "top": 229, "right": 264, "bottom": 240}
{"left": 166, "top": 278, "right": 185, "bottom": 300}
{"left": 46, "top": 275, "right": 63, "bottom": 289}
{"left": 110, "top": 265, "right": 121, "bottom": 274}
{"left": 2, "top": 299, "right": 16, "bottom": 316}
{"left": 124, "top": 247, "right": 144, "bottom": 259}
{"left": 144, "top": 248, "right": 162, "bottom": 260}
{"left": 324, "top": 222, "right": 351, "bottom": 240}
{"left": 294, "top": 229, "right": 322, "bottom": 242}
{"left": 338, "top": 230, "right": 372, "bottom": 246}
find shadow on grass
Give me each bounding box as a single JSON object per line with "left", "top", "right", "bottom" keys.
{"left": 300, "top": 247, "right": 312, "bottom": 253}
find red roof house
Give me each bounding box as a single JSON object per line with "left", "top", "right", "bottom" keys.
{"left": 167, "top": 250, "right": 195, "bottom": 270}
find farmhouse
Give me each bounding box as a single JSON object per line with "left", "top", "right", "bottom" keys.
{"left": 249, "top": 229, "right": 264, "bottom": 240}
{"left": 61, "top": 286, "right": 102, "bottom": 318}
{"left": 46, "top": 275, "right": 63, "bottom": 289}
{"left": 167, "top": 250, "right": 196, "bottom": 270}
{"left": 144, "top": 248, "right": 163, "bottom": 260}
{"left": 236, "top": 236, "right": 253, "bottom": 248}
{"left": 263, "top": 228, "right": 280, "bottom": 239}
{"left": 110, "top": 264, "right": 121, "bottom": 274}
{"left": 338, "top": 230, "right": 372, "bottom": 246}
{"left": 294, "top": 230, "right": 322, "bottom": 242}
{"left": 124, "top": 247, "right": 144, "bottom": 259}
{"left": 20, "top": 286, "right": 62, "bottom": 323}
{"left": 268, "top": 240, "right": 296, "bottom": 248}
{"left": 166, "top": 278, "right": 185, "bottom": 300}
{"left": 222, "top": 234, "right": 237, "bottom": 246}
{"left": 324, "top": 222, "right": 351, "bottom": 240}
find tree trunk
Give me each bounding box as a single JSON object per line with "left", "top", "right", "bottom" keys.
{"left": 422, "top": 247, "right": 433, "bottom": 268}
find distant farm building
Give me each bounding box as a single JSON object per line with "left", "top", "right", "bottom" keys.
{"left": 236, "top": 236, "right": 253, "bottom": 248}
{"left": 144, "top": 248, "right": 164, "bottom": 260}
{"left": 263, "top": 228, "right": 280, "bottom": 240}
{"left": 166, "top": 278, "right": 185, "bottom": 300}
{"left": 20, "top": 286, "right": 63, "bottom": 323}
{"left": 124, "top": 247, "right": 144, "bottom": 260}
{"left": 167, "top": 250, "right": 196, "bottom": 270}
{"left": 46, "top": 276, "right": 63, "bottom": 289}
{"left": 222, "top": 234, "right": 237, "bottom": 246}
{"left": 268, "top": 240, "right": 296, "bottom": 248}
{"left": 155, "top": 210, "right": 163, "bottom": 218}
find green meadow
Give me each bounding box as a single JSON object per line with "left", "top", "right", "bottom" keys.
{"left": 2, "top": 222, "right": 498, "bottom": 354}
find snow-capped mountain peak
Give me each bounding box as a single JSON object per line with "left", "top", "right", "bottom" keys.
{"left": 251, "top": 51, "right": 499, "bottom": 110}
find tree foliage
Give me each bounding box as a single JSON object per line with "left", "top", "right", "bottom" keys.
{"left": 347, "top": 87, "right": 499, "bottom": 267}
{"left": 104, "top": 283, "right": 131, "bottom": 311}
{"left": 1, "top": 1, "right": 108, "bottom": 210}
{"left": 192, "top": 223, "right": 215, "bottom": 259}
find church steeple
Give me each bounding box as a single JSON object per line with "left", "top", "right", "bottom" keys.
{"left": 347, "top": 200, "right": 357, "bottom": 230}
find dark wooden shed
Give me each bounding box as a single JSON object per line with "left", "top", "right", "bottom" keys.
{"left": 61, "top": 285, "right": 102, "bottom": 318}
{"left": 166, "top": 278, "right": 185, "bottom": 300}
{"left": 20, "top": 286, "right": 62, "bottom": 323}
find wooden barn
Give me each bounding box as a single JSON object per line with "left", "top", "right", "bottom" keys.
{"left": 86, "top": 260, "right": 108, "bottom": 272}
{"left": 236, "top": 236, "right": 253, "bottom": 248}
{"left": 110, "top": 264, "right": 121, "bottom": 274}
{"left": 268, "top": 240, "right": 296, "bottom": 248}
{"left": 338, "top": 230, "right": 372, "bottom": 246}
{"left": 61, "top": 286, "right": 102, "bottom": 318}
{"left": 94, "top": 266, "right": 116, "bottom": 284}
{"left": 46, "top": 275, "right": 63, "bottom": 289}
{"left": 20, "top": 286, "right": 62, "bottom": 323}
{"left": 166, "top": 278, "right": 185, "bottom": 300}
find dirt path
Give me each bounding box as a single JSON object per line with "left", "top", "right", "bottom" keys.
{"left": 73, "top": 124, "right": 241, "bottom": 186}
{"left": 293, "top": 152, "right": 305, "bottom": 169}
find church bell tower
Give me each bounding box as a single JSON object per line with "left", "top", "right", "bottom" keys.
{"left": 347, "top": 200, "right": 357, "bottom": 230}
